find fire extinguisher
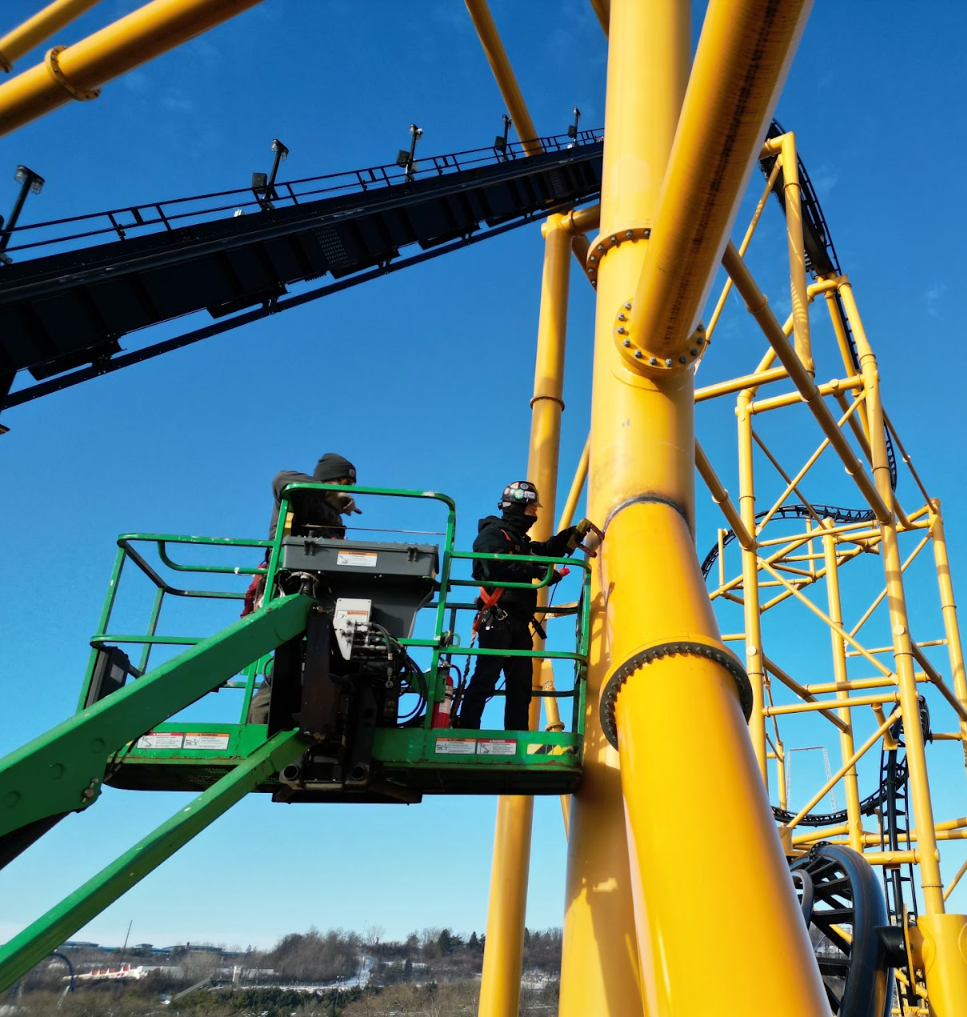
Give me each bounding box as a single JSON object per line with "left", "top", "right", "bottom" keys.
{"left": 431, "top": 672, "right": 455, "bottom": 729}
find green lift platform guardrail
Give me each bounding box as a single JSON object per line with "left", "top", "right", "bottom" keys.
{"left": 0, "top": 486, "right": 589, "bottom": 990}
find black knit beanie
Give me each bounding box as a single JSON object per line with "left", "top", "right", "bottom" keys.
{"left": 313, "top": 453, "right": 357, "bottom": 483}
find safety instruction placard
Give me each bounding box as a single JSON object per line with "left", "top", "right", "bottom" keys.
{"left": 337, "top": 551, "right": 378, "bottom": 568}
{"left": 137, "top": 732, "right": 184, "bottom": 749}
{"left": 184, "top": 733, "right": 231, "bottom": 750}
{"left": 435, "top": 738, "right": 477, "bottom": 755}
{"left": 477, "top": 739, "right": 517, "bottom": 756}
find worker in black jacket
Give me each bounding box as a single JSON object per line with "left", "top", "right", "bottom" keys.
{"left": 266, "top": 452, "right": 359, "bottom": 542}
{"left": 246, "top": 452, "right": 358, "bottom": 723}
{"left": 458, "top": 480, "right": 591, "bottom": 731}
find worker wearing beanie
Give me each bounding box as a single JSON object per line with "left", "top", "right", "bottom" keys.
{"left": 245, "top": 452, "right": 358, "bottom": 722}
{"left": 265, "top": 452, "right": 358, "bottom": 542}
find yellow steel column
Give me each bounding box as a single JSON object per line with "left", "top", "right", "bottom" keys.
{"left": 822, "top": 522, "right": 864, "bottom": 851}
{"left": 839, "top": 279, "right": 945, "bottom": 911}
{"left": 0, "top": 0, "right": 264, "bottom": 136}
{"left": 766, "top": 133, "right": 814, "bottom": 374}
{"left": 560, "top": 3, "right": 691, "bottom": 1013}
{"left": 838, "top": 280, "right": 967, "bottom": 1014}
{"left": 931, "top": 503, "right": 967, "bottom": 775}
{"left": 0, "top": 0, "right": 102, "bottom": 73}
{"left": 477, "top": 214, "right": 571, "bottom": 1017}
{"left": 465, "top": 0, "right": 542, "bottom": 157}
{"left": 736, "top": 389, "right": 769, "bottom": 783}
{"left": 581, "top": 0, "right": 827, "bottom": 1011}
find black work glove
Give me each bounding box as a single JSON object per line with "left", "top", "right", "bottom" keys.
{"left": 565, "top": 518, "right": 594, "bottom": 553}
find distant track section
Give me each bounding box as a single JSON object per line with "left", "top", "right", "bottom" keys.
{"left": 0, "top": 130, "right": 603, "bottom": 407}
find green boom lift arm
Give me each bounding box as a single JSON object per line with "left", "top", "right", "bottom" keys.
{"left": 0, "top": 593, "right": 314, "bottom": 859}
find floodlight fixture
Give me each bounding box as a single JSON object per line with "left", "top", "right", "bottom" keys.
{"left": 567, "top": 106, "right": 581, "bottom": 140}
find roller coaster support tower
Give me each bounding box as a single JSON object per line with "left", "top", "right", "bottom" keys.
{"left": 563, "top": 0, "right": 827, "bottom": 1013}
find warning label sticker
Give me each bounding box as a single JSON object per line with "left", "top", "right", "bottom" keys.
{"left": 435, "top": 738, "right": 477, "bottom": 755}
{"left": 477, "top": 740, "right": 517, "bottom": 756}
{"left": 137, "top": 732, "right": 184, "bottom": 750}
{"left": 184, "top": 733, "right": 231, "bottom": 750}
{"left": 337, "top": 551, "right": 378, "bottom": 568}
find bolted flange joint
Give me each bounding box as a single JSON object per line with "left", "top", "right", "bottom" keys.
{"left": 599, "top": 639, "right": 753, "bottom": 750}
{"left": 584, "top": 227, "right": 650, "bottom": 288}
{"left": 45, "top": 46, "right": 101, "bottom": 102}
{"left": 614, "top": 297, "right": 707, "bottom": 374}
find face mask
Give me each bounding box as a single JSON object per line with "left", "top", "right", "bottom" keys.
{"left": 507, "top": 511, "right": 537, "bottom": 533}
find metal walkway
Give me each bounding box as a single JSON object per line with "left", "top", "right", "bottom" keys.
{"left": 0, "top": 130, "right": 603, "bottom": 407}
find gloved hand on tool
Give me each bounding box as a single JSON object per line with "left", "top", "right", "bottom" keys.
{"left": 566, "top": 518, "right": 604, "bottom": 556}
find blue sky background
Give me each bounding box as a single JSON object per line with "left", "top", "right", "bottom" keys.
{"left": 2, "top": 0, "right": 967, "bottom": 951}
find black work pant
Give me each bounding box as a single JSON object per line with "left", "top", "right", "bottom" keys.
{"left": 460, "top": 615, "right": 533, "bottom": 731}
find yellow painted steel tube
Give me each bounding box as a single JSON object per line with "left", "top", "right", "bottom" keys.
{"left": 931, "top": 504, "right": 967, "bottom": 777}
{"left": 776, "top": 133, "right": 814, "bottom": 374}
{"left": 573, "top": 0, "right": 826, "bottom": 1005}
{"left": 561, "top": 2, "right": 691, "bottom": 1013}
{"left": 822, "top": 525, "right": 864, "bottom": 849}
{"left": 737, "top": 390, "right": 768, "bottom": 782}
{"left": 695, "top": 366, "right": 788, "bottom": 402}
{"left": 0, "top": 0, "right": 263, "bottom": 136}
{"left": 723, "top": 243, "right": 891, "bottom": 522}
{"left": 838, "top": 279, "right": 947, "bottom": 916}
{"left": 0, "top": 0, "right": 102, "bottom": 72}
{"left": 694, "top": 439, "right": 754, "bottom": 551}
{"left": 625, "top": 0, "right": 813, "bottom": 368}
{"left": 614, "top": 596, "right": 829, "bottom": 1013}
{"left": 916, "top": 914, "right": 967, "bottom": 1017}
{"left": 464, "top": 0, "right": 542, "bottom": 157}
{"left": 477, "top": 216, "right": 571, "bottom": 1017}
{"left": 705, "top": 157, "right": 782, "bottom": 342}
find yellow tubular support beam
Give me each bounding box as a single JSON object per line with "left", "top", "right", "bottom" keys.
{"left": 694, "top": 366, "right": 788, "bottom": 402}
{"left": 695, "top": 439, "right": 754, "bottom": 551}
{"left": 838, "top": 278, "right": 949, "bottom": 919}
{"left": 464, "top": 0, "right": 542, "bottom": 157}
{"left": 772, "top": 132, "right": 814, "bottom": 374}
{"left": 0, "top": 0, "right": 265, "bottom": 136}
{"left": 822, "top": 523, "right": 864, "bottom": 850}
{"left": 722, "top": 243, "right": 892, "bottom": 522}
{"left": 0, "top": 0, "right": 102, "bottom": 73}
{"left": 705, "top": 157, "right": 783, "bottom": 342}
{"left": 763, "top": 656, "right": 849, "bottom": 734}
{"left": 624, "top": 0, "right": 813, "bottom": 371}
{"left": 561, "top": 2, "right": 692, "bottom": 1013}
{"left": 737, "top": 390, "right": 768, "bottom": 781}
{"left": 477, "top": 215, "right": 571, "bottom": 1017}
{"left": 931, "top": 503, "right": 967, "bottom": 777}
{"left": 574, "top": 0, "right": 827, "bottom": 1010}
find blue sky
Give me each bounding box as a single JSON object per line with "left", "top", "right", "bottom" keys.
{"left": 2, "top": 0, "right": 967, "bottom": 951}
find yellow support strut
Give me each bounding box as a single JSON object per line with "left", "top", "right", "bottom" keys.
{"left": 0, "top": 0, "right": 264, "bottom": 137}
{"left": 0, "top": 0, "right": 102, "bottom": 73}
{"left": 477, "top": 213, "right": 572, "bottom": 1017}
{"left": 571, "top": 0, "right": 830, "bottom": 1013}
{"left": 560, "top": 2, "right": 691, "bottom": 1014}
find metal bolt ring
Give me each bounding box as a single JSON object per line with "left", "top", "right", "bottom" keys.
{"left": 599, "top": 640, "right": 754, "bottom": 749}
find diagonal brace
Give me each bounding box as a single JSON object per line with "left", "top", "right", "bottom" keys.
{"left": 0, "top": 728, "right": 304, "bottom": 992}
{"left": 0, "top": 594, "right": 313, "bottom": 841}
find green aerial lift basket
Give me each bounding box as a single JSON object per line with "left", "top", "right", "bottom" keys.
{"left": 77, "top": 485, "right": 590, "bottom": 803}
